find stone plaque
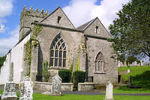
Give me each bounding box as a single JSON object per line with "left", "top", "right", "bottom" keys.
{"left": 50, "top": 74, "right": 62, "bottom": 96}
{"left": 105, "top": 81, "right": 114, "bottom": 100}
{"left": 19, "top": 76, "right": 33, "bottom": 100}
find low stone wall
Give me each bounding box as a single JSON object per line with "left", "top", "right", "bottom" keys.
{"left": 78, "top": 82, "right": 94, "bottom": 91}
{"left": 33, "top": 81, "right": 73, "bottom": 93}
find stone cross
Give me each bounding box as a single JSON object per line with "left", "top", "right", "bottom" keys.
{"left": 1, "top": 62, "right": 17, "bottom": 100}
{"left": 50, "top": 74, "right": 62, "bottom": 96}
{"left": 19, "top": 76, "right": 33, "bottom": 100}
{"left": 105, "top": 81, "right": 114, "bottom": 100}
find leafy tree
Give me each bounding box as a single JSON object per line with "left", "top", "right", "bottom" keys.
{"left": 109, "top": 0, "right": 150, "bottom": 62}
{"left": 0, "top": 56, "right": 6, "bottom": 68}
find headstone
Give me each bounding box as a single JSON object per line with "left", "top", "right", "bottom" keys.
{"left": 105, "top": 81, "right": 114, "bottom": 100}
{"left": 1, "top": 62, "right": 17, "bottom": 100}
{"left": 128, "top": 76, "right": 133, "bottom": 87}
{"left": 127, "top": 69, "right": 130, "bottom": 73}
{"left": 19, "top": 76, "right": 33, "bottom": 100}
{"left": 1, "top": 82, "right": 17, "bottom": 100}
{"left": 50, "top": 74, "right": 62, "bottom": 96}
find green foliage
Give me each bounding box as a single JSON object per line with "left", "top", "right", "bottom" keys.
{"left": 0, "top": 56, "right": 6, "bottom": 68}
{"left": 109, "top": 0, "right": 150, "bottom": 61}
{"left": 24, "top": 39, "right": 39, "bottom": 76}
{"left": 118, "top": 66, "right": 150, "bottom": 89}
{"left": 58, "top": 70, "right": 72, "bottom": 83}
{"left": 76, "top": 56, "right": 80, "bottom": 71}
{"left": 73, "top": 71, "right": 85, "bottom": 90}
{"left": 24, "top": 39, "right": 32, "bottom": 76}
{"left": 32, "top": 25, "right": 43, "bottom": 38}
{"left": 42, "top": 61, "right": 50, "bottom": 82}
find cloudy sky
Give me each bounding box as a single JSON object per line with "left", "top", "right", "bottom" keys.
{"left": 0, "top": 0, "right": 131, "bottom": 56}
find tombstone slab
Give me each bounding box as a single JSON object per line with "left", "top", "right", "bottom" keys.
{"left": 105, "top": 81, "right": 114, "bottom": 100}
{"left": 19, "top": 76, "right": 33, "bottom": 100}
{"left": 50, "top": 74, "right": 62, "bottom": 96}
{"left": 1, "top": 81, "right": 17, "bottom": 100}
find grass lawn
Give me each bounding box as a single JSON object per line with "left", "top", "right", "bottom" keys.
{"left": 33, "top": 94, "right": 150, "bottom": 100}
{"left": 1, "top": 90, "right": 150, "bottom": 100}
{"left": 114, "top": 86, "right": 150, "bottom": 93}
{"left": 118, "top": 66, "right": 150, "bottom": 89}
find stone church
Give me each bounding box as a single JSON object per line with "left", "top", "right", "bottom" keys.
{"left": 0, "top": 7, "right": 118, "bottom": 85}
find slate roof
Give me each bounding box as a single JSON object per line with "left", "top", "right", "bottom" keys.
{"left": 77, "top": 17, "right": 97, "bottom": 31}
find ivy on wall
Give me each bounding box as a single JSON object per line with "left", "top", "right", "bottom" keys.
{"left": 32, "top": 25, "right": 43, "bottom": 39}
{"left": 24, "top": 39, "right": 39, "bottom": 76}
{"left": 76, "top": 55, "right": 80, "bottom": 71}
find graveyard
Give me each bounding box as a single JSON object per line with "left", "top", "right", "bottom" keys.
{"left": 0, "top": 0, "right": 150, "bottom": 99}
{"left": 0, "top": 66, "right": 150, "bottom": 100}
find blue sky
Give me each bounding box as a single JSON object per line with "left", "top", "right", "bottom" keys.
{"left": 0, "top": 0, "right": 131, "bottom": 56}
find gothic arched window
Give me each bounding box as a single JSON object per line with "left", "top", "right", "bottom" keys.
{"left": 50, "top": 34, "right": 66, "bottom": 67}
{"left": 95, "top": 52, "right": 105, "bottom": 73}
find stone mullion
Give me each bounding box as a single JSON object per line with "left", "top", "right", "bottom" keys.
{"left": 102, "top": 61, "right": 104, "bottom": 73}
{"left": 53, "top": 47, "right": 55, "bottom": 67}
{"left": 62, "top": 49, "right": 64, "bottom": 67}
{"left": 57, "top": 49, "right": 59, "bottom": 67}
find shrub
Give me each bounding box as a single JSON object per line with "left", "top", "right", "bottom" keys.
{"left": 42, "top": 61, "right": 50, "bottom": 82}
{"left": 58, "top": 70, "right": 72, "bottom": 83}
{"left": 73, "top": 71, "right": 85, "bottom": 90}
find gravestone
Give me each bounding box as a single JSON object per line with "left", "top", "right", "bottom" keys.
{"left": 19, "top": 76, "right": 33, "bottom": 100}
{"left": 1, "top": 62, "right": 17, "bottom": 100}
{"left": 50, "top": 74, "right": 62, "bottom": 96}
{"left": 105, "top": 81, "right": 114, "bottom": 100}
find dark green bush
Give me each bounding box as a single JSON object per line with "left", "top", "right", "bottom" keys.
{"left": 58, "top": 70, "right": 72, "bottom": 83}
{"left": 0, "top": 56, "right": 6, "bottom": 68}
{"left": 73, "top": 71, "right": 85, "bottom": 90}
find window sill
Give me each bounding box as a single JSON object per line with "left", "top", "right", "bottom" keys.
{"left": 94, "top": 72, "right": 106, "bottom": 74}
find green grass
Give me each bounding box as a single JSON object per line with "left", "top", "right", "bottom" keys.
{"left": 118, "top": 66, "right": 150, "bottom": 89}
{"left": 33, "top": 94, "right": 150, "bottom": 100}
{"left": 1, "top": 90, "right": 150, "bottom": 100}
{"left": 114, "top": 86, "right": 150, "bottom": 93}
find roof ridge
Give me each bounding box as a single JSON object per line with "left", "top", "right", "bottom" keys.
{"left": 77, "top": 17, "right": 97, "bottom": 31}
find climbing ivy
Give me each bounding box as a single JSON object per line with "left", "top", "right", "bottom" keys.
{"left": 76, "top": 55, "right": 80, "bottom": 71}
{"left": 32, "top": 25, "right": 43, "bottom": 39}
{"left": 24, "top": 39, "right": 39, "bottom": 76}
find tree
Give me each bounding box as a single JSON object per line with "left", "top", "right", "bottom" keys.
{"left": 109, "top": 0, "right": 150, "bottom": 62}
{"left": 0, "top": 56, "right": 6, "bottom": 68}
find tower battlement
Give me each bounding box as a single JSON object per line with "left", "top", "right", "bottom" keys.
{"left": 21, "top": 6, "right": 49, "bottom": 19}
{"left": 19, "top": 6, "right": 49, "bottom": 40}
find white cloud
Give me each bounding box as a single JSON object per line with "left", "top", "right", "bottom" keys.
{"left": 0, "top": 24, "right": 5, "bottom": 33}
{"left": 0, "top": 26, "right": 19, "bottom": 56}
{"left": 0, "top": 0, "right": 14, "bottom": 35}
{"left": 63, "top": 0, "right": 131, "bottom": 29}
{"left": 0, "top": 0, "right": 13, "bottom": 18}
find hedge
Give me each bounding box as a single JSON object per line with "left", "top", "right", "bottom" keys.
{"left": 73, "top": 71, "right": 85, "bottom": 90}
{"left": 58, "top": 69, "right": 72, "bottom": 83}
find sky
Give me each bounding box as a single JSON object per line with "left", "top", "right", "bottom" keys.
{"left": 0, "top": 0, "right": 131, "bottom": 56}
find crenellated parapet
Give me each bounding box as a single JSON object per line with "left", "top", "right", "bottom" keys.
{"left": 19, "top": 6, "right": 49, "bottom": 40}
{"left": 21, "top": 6, "right": 49, "bottom": 20}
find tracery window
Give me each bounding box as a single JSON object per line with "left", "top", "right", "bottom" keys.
{"left": 50, "top": 34, "right": 66, "bottom": 67}
{"left": 95, "top": 52, "right": 105, "bottom": 73}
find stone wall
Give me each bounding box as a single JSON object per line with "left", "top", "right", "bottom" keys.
{"left": 78, "top": 82, "right": 94, "bottom": 91}
{"left": 0, "top": 34, "right": 31, "bottom": 84}
{"left": 33, "top": 81, "right": 73, "bottom": 92}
